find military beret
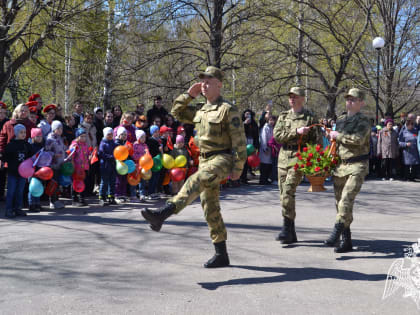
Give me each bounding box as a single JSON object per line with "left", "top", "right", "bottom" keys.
{"left": 42, "top": 104, "right": 57, "bottom": 113}
{"left": 0, "top": 101, "right": 7, "bottom": 109}
{"left": 28, "top": 93, "right": 41, "bottom": 102}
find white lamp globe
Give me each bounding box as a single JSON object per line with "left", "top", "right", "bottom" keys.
{"left": 372, "top": 37, "right": 385, "bottom": 49}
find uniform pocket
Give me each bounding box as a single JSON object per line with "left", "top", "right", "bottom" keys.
{"left": 207, "top": 112, "right": 222, "bottom": 137}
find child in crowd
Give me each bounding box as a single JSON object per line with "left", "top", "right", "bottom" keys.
{"left": 146, "top": 125, "right": 163, "bottom": 199}
{"left": 158, "top": 126, "right": 172, "bottom": 195}
{"left": 28, "top": 128, "right": 44, "bottom": 212}
{"left": 45, "top": 120, "right": 66, "bottom": 209}
{"left": 98, "top": 127, "right": 117, "bottom": 206}
{"left": 259, "top": 115, "right": 275, "bottom": 185}
{"left": 4, "top": 124, "right": 32, "bottom": 218}
{"left": 114, "top": 113, "right": 136, "bottom": 143}
{"left": 69, "top": 128, "right": 90, "bottom": 206}
{"left": 133, "top": 130, "right": 148, "bottom": 201}
{"left": 170, "top": 135, "right": 191, "bottom": 194}
{"left": 63, "top": 115, "right": 76, "bottom": 146}
{"left": 115, "top": 126, "right": 128, "bottom": 203}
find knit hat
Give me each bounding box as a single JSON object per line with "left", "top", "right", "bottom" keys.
{"left": 371, "top": 127, "right": 377, "bottom": 133}
{"left": 176, "top": 135, "right": 184, "bottom": 144}
{"left": 385, "top": 119, "right": 394, "bottom": 126}
{"left": 31, "top": 128, "right": 42, "bottom": 138}
{"left": 116, "top": 126, "right": 127, "bottom": 137}
{"left": 75, "top": 128, "right": 86, "bottom": 138}
{"left": 94, "top": 107, "right": 103, "bottom": 114}
{"left": 13, "top": 124, "right": 26, "bottom": 136}
{"left": 177, "top": 126, "right": 185, "bottom": 134}
{"left": 51, "top": 120, "right": 63, "bottom": 131}
{"left": 150, "top": 125, "right": 159, "bottom": 135}
{"left": 103, "top": 127, "right": 113, "bottom": 138}
{"left": 160, "top": 126, "right": 169, "bottom": 134}
{"left": 136, "top": 129, "right": 146, "bottom": 140}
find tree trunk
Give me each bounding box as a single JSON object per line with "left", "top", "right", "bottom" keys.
{"left": 295, "top": 2, "right": 304, "bottom": 86}
{"left": 208, "top": 0, "right": 226, "bottom": 67}
{"left": 103, "top": 0, "right": 115, "bottom": 111}
{"left": 64, "top": 37, "right": 72, "bottom": 114}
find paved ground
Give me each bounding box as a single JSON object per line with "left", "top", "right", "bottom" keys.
{"left": 0, "top": 178, "right": 419, "bottom": 314}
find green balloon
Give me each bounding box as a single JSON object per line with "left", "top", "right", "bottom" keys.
{"left": 151, "top": 155, "right": 163, "bottom": 172}
{"left": 116, "top": 160, "right": 128, "bottom": 175}
{"left": 60, "top": 162, "right": 74, "bottom": 176}
{"left": 246, "top": 144, "right": 256, "bottom": 156}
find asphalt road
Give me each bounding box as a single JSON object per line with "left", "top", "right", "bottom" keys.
{"left": 0, "top": 179, "right": 419, "bottom": 314}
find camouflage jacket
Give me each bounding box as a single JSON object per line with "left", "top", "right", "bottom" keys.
{"left": 333, "top": 112, "right": 370, "bottom": 177}
{"left": 273, "top": 108, "right": 321, "bottom": 168}
{"left": 171, "top": 93, "right": 247, "bottom": 176}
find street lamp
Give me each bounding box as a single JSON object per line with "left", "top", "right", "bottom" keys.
{"left": 372, "top": 37, "right": 385, "bottom": 125}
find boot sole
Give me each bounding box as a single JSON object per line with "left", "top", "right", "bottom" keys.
{"left": 335, "top": 246, "right": 353, "bottom": 253}
{"left": 141, "top": 210, "right": 162, "bottom": 232}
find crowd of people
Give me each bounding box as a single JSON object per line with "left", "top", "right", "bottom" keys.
{"left": 0, "top": 92, "right": 419, "bottom": 219}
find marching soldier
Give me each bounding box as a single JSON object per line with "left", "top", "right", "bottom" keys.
{"left": 273, "top": 87, "right": 321, "bottom": 244}
{"left": 141, "top": 66, "right": 247, "bottom": 268}
{"left": 324, "top": 88, "right": 370, "bottom": 253}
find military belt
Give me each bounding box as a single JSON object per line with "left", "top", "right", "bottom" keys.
{"left": 200, "top": 149, "right": 231, "bottom": 159}
{"left": 284, "top": 144, "right": 299, "bottom": 151}
{"left": 342, "top": 154, "right": 369, "bottom": 164}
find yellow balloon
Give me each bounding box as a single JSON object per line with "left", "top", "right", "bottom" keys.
{"left": 162, "top": 153, "right": 175, "bottom": 169}
{"left": 141, "top": 168, "right": 152, "bottom": 180}
{"left": 174, "top": 155, "right": 187, "bottom": 168}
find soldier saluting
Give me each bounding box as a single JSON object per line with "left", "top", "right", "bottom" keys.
{"left": 141, "top": 66, "right": 247, "bottom": 268}
{"left": 324, "top": 88, "right": 370, "bottom": 253}
{"left": 273, "top": 87, "right": 321, "bottom": 244}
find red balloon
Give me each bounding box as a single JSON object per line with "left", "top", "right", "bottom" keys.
{"left": 187, "top": 166, "right": 198, "bottom": 177}
{"left": 34, "top": 167, "right": 54, "bottom": 181}
{"left": 45, "top": 179, "right": 58, "bottom": 196}
{"left": 72, "top": 168, "right": 86, "bottom": 181}
{"left": 247, "top": 153, "right": 260, "bottom": 168}
{"left": 126, "top": 142, "right": 134, "bottom": 156}
{"left": 170, "top": 168, "right": 186, "bottom": 182}
{"left": 73, "top": 179, "right": 85, "bottom": 193}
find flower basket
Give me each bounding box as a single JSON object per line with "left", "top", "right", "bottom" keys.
{"left": 306, "top": 175, "right": 327, "bottom": 192}
{"left": 290, "top": 124, "right": 338, "bottom": 192}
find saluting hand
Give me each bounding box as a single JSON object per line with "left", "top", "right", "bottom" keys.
{"left": 188, "top": 82, "right": 203, "bottom": 98}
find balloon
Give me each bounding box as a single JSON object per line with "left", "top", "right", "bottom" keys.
{"left": 162, "top": 172, "right": 171, "bottom": 185}
{"left": 174, "top": 155, "right": 187, "bottom": 168}
{"left": 72, "top": 167, "right": 86, "bottom": 181}
{"left": 58, "top": 174, "right": 72, "bottom": 187}
{"left": 114, "top": 145, "right": 129, "bottom": 161}
{"left": 116, "top": 160, "right": 128, "bottom": 175}
{"left": 33, "top": 151, "right": 53, "bottom": 167}
{"left": 246, "top": 144, "right": 256, "bottom": 156}
{"left": 125, "top": 160, "right": 136, "bottom": 174}
{"left": 34, "top": 167, "right": 54, "bottom": 181}
{"left": 247, "top": 153, "right": 260, "bottom": 168}
{"left": 151, "top": 155, "right": 162, "bottom": 172}
{"left": 127, "top": 171, "right": 141, "bottom": 186}
{"left": 141, "top": 168, "right": 152, "bottom": 180}
{"left": 162, "top": 154, "right": 175, "bottom": 169}
{"left": 45, "top": 179, "right": 58, "bottom": 196}
{"left": 125, "top": 142, "right": 134, "bottom": 156}
{"left": 73, "top": 179, "right": 85, "bottom": 193}
{"left": 187, "top": 166, "right": 198, "bottom": 177}
{"left": 18, "top": 158, "right": 34, "bottom": 178}
{"left": 60, "top": 162, "right": 74, "bottom": 176}
{"left": 29, "top": 177, "right": 44, "bottom": 197}
{"left": 139, "top": 152, "right": 153, "bottom": 171}
{"left": 170, "top": 168, "right": 186, "bottom": 182}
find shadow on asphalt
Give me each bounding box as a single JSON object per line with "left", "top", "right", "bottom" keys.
{"left": 198, "top": 265, "right": 387, "bottom": 290}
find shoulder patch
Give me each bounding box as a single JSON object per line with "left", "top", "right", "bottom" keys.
{"left": 231, "top": 116, "right": 240, "bottom": 128}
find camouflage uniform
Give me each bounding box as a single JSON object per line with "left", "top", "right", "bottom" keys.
{"left": 169, "top": 93, "right": 247, "bottom": 243}
{"left": 333, "top": 112, "right": 370, "bottom": 227}
{"left": 273, "top": 108, "right": 320, "bottom": 220}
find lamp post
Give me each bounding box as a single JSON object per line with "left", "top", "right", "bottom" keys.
{"left": 372, "top": 37, "right": 385, "bottom": 125}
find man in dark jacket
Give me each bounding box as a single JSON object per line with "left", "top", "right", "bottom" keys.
{"left": 240, "top": 109, "right": 259, "bottom": 184}
{"left": 147, "top": 96, "right": 168, "bottom": 126}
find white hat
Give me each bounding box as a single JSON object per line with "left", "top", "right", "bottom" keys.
{"left": 116, "top": 126, "right": 127, "bottom": 137}
{"left": 51, "top": 120, "right": 63, "bottom": 131}
{"left": 135, "top": 129, "right": 146, "bottom": 140}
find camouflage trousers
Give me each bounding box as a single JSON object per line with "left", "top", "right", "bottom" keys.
{"left": 278, "top": 167, "right": 304, "bottom": 220}
{"left": 169, "top": 154, "right": 233, "bottom": 243}
{"left": 333, "top": 174, "right": 365, "bottom": 227}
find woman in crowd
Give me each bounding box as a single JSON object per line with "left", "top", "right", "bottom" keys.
{"left": 38, "top": 104, "right": 57, "bottom": 139}
{"left": 398, "top": 119, "right": 420, "bottom": 181}
{"left": 111, "top": 105, "right": 123, "bottom": 128}
{"left": 240, "top": 109, "right": 259, "bottom": 184}
{"left": 377, "top": 119, "right": 399, "bottom": 181}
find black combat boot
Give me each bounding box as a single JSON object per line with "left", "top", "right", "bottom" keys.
{"left": 335, "top": 228, "right": 353, "bottom": 253}
{"left": 141, "top": 202, "right": 176, "bottom": 232}
{"left": 275, "top": 217, "right": 296, "bottom": 244}
{"left": 14, "top": 209, "right": 27, "bottom": 216}
{"left": 324, "top": 222, "right": 345, "bottom": 246}
{"left": 204, "top": 241, "right": 230, "bottom": 268}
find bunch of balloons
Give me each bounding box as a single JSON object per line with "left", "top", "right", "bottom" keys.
{"left": 114, "top": 145, "right": 137, "bottom": 176}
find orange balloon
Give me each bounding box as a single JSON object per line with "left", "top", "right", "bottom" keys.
{"left": 127, "top": 172, "right": 141, "bottom": 186}
{"left": 139, "top": 153, "right": 153, "bottom": 171}
{"left": 114, "top": 145, "right": 129, "bottom": 161}
{"left": 162, "top": 171, "right": 171, "bottom": 185}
